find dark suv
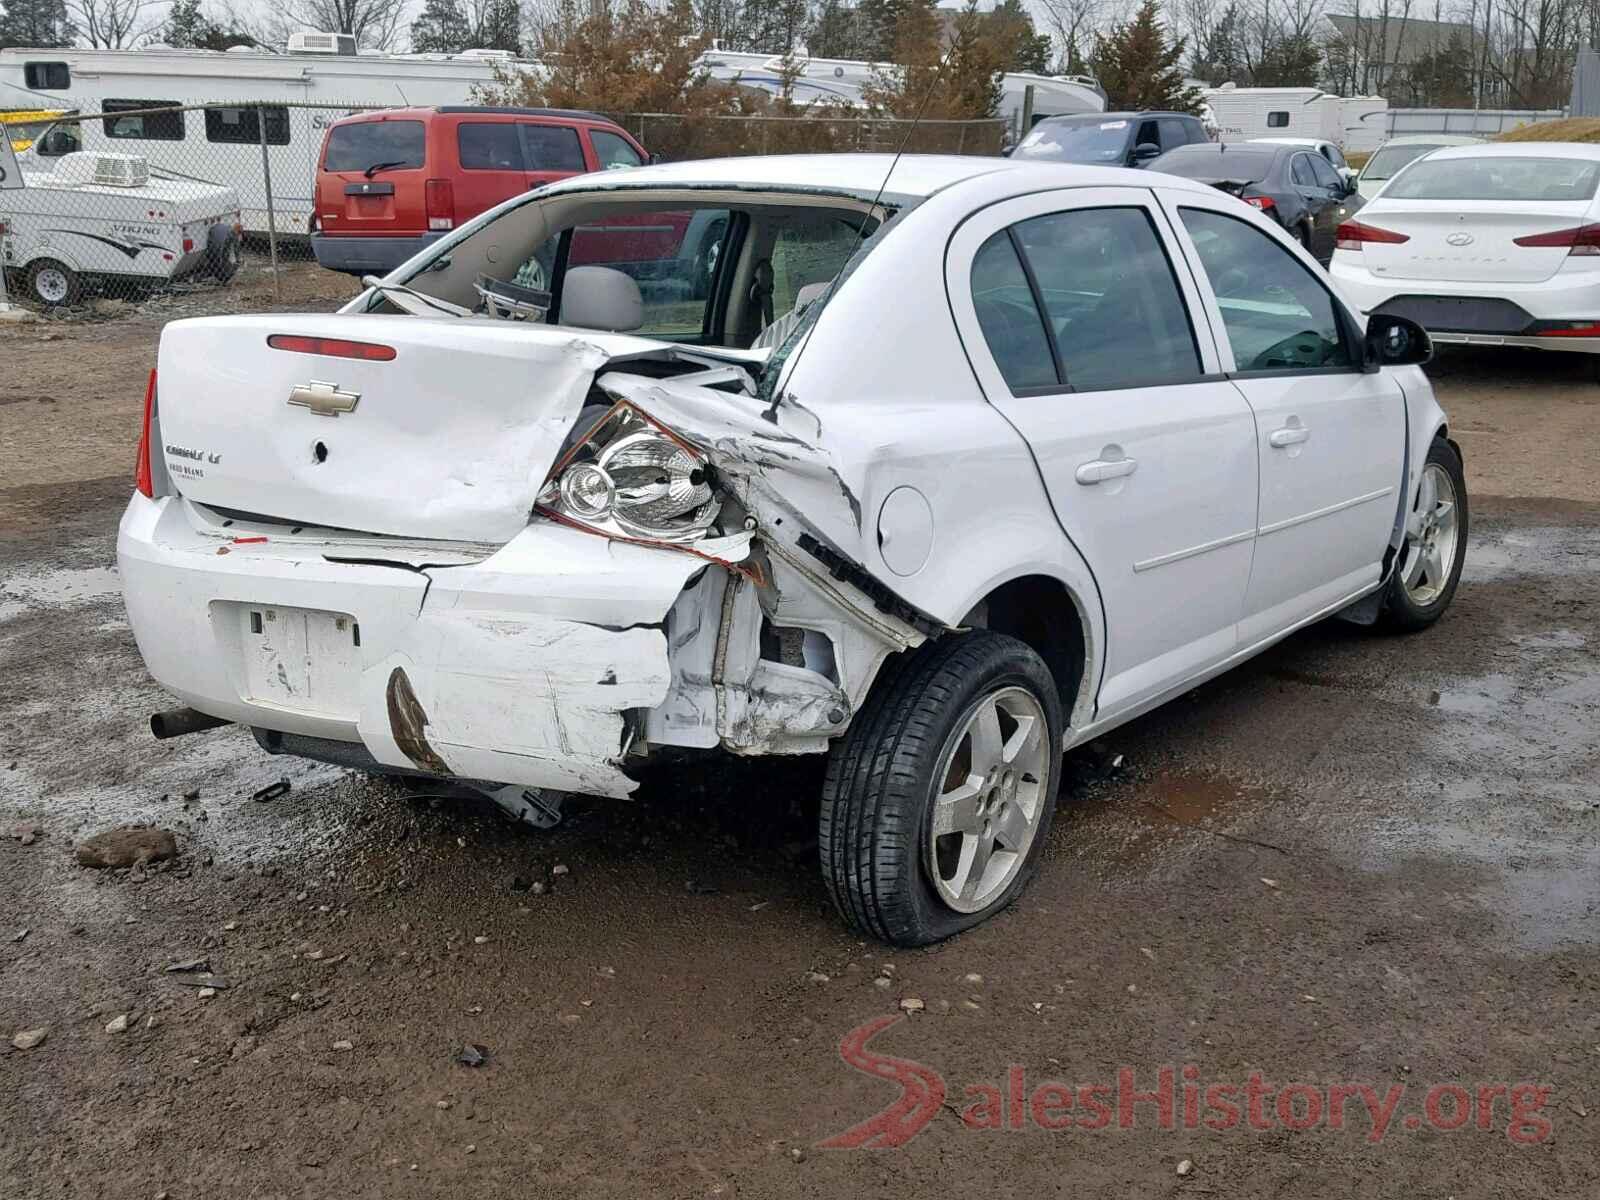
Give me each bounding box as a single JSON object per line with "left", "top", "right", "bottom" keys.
{"left": 1009, "top": 111, "right": 1211, "bottom": 168}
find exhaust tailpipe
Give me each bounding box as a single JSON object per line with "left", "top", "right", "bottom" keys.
{"left": 150, "top": 707, "right": 232, "bottom": 740}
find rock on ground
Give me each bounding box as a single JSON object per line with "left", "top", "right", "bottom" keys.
{"left": 74, "top": 827, "right": 178, "bottom": 869}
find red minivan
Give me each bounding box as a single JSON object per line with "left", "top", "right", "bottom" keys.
{"left": 310, "top": 106, "right": 649, "bottom": 275}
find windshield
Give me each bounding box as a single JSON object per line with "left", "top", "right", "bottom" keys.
{"left": 324, "top": 119, "right": 425, "bottom": 173}
{"left": 1153, "top": 147, "right": 1275, "bottom": 181}
{"left": 1363, "top": 144, "right": 1442, "bottom": 182}
{"left": 1383, "top": 156, "right": 1600, "bottom": 201}
{"left": 1013, "top": 118, "right": 1131, "bottom": 163}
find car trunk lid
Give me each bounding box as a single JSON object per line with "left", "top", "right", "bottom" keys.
{"left": 155, "top": 313, "right": 673, "bottom": 543}
{"left": 1356, "top": 200, "right": 1594, "bottom": 283}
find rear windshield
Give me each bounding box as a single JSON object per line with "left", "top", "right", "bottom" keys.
{"left": 1362, "top": 143, "right": 1441, "bottom": 182}
{"left": 1153, "top": 147, "right": 1275, "bottom": 181}
{"left": 1384, "top": 156, "right": 1600, "bottom": 201}
{"left": 1013, "top": 118, "right": 1130, "bottom": 163}
{"left": 324, "top": 120, "right": 425, "bottom": 173}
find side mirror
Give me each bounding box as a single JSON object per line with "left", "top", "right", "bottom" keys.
{"left": 1132, "top": 142, "right": 1162, "bottom": 165}
{"left": 1366, "top": 313, "right": 1431, "bottom": 367}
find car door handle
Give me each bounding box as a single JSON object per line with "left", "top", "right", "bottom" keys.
{"left": 1269, "top": 426, "right": 1310, "bottom": 447}
{"left": 1075, "top": 457, "right": 1138, "bottom": 485}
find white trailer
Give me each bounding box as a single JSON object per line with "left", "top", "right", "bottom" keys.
{"left": 694, "top": 48, "right": 1106, "bottom": 135}
{"left": 1202, "top": 85, "right": 1387, "bottom": 151}
{"left": 0, "top": 150, "right": 240, "bottom": 305}
{"left": 0, "top": 42, "right": 543, "bottom": 237}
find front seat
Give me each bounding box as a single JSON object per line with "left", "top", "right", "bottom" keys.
{"left": 562, "top": 266, "right": 643, "bottom": 332}
{"left": 753, "top": 279, "right": 833, "bottom": 350}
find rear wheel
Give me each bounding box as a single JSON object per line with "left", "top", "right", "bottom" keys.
{"left": 205, "top": 227, "right": 242, "bottom": 282}
{"left": 1380, "top": 436, "right": 1468, "bottom": 631}
{"left": 819, "top": 631, "right": 1063, "bottom": 946}
{"left": 27, "top": 259, "right": 80, "bottom": 307}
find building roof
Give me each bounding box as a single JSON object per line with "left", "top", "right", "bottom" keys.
{"left": 1323, "top": 14, "right": 1486, "bottom": 64}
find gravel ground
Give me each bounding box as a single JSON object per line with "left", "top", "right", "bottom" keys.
{"left": 2, "top": 271, "right": 1597, "bottom": 1198}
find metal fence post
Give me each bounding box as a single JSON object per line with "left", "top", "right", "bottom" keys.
{"left": 258, "top": 104, "right": 281, "bottom": 303}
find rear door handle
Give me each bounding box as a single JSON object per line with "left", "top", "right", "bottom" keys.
{"left": 1075, "top": 457, "right": 1138, "bottom": 485}
{"left": 1270, "top": 425, "right": 1310, "bottom": 447}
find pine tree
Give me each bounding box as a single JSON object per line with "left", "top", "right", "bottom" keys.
{"left": 807, "top": 0, "right": 862, "bottom": 59}
{"left": 0, "top": 0, "right": 75, "bottom": 48}
{"left": 165, "top": 0, "right": 207, "bottom": 46}
{"left": 410, "top": 0, "right": 470, "bottom": 53}
{"left": 986, "top": 0, "right": 1050, "bottom": 75}
{"left": 1091, "top": 0, "right": 1201, "bottom": 114}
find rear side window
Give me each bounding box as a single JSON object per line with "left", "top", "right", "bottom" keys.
{"left": 969, "top": 231, "right": 1058, "bottom": 391}
{"left": 25, "top": 62, "right": 69, "bottom": 90}
{"left": 324, "top": 120, "right": 425, "bottom": 172}
{"left": 1013, "top": 208, "right": 1202, "bottom": 391}
{"left": 205, "top": 105, "right": 289, "bottom": 146}
{"left": 458, "top": 122, "right": 523, "bottom": 169}
{"left": 1384, "top": 156, "right": 1600, "bottom": 201}
{"left": 591, "top": 129, "right": 642, "bottom": 169}
{"left": 1158, "top": 118, "right": 1192, "bottom": 151}
{"left": 104, "top": 100, "right": 184, "bottom": 141}
{"left": 521, "top": 124, "right": 585, "bottom": 171}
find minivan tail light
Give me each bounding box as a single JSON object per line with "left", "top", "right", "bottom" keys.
{"left": 1336, "top": 220, "right": 1410, "bottom": 250}
{"left": 425, "top": 178, "right": 454, "bottom": 231}
{"left": 267, "top": 334, "right": 397, "bottom": 361}
{"left": 136, "top": 368, "right": 157, "bottom": 499}
{"left": 1513, "top": 222, "right": 1600, "bottom": 255}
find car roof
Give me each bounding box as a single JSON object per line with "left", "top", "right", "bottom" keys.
{"left": 1423, "top": 141, "right": 1600, "bottom": 160}
{"left": 1252, "top": 137, "right": 1330, "bottom": 147}
{"left": 532, "top": 152, "right": 1227, "bottom": 205}
{"left": 333, "top": 105, "right": 613, "bottom": 126}
{"left": 1045, "top": 110, "right": 1195, "bottom": 123}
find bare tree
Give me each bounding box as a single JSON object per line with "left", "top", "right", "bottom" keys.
{"left": 68, "top": 0, "right": 158, "bottom": 47}
{"left": 1035, "top": 0, "right": 1109, "bottom": 70}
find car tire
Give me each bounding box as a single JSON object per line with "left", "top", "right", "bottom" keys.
{"left": 1379, "top": 436, "right": 1468, "bottom": 632}
{"left": 205, "top": 226, "right": 242, "bottom": 282}
{"left": 26, "top": 258, "right": 81, "bottom": 307}
{"left": 819, "top": 630, "right": 1063, "bottom": 947}
{"left": 1297, "top": 222, "right": 1313, "bottom": 251}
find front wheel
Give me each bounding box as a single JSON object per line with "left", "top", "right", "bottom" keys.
{"left": 1380, "top": 436, "right": 1468, "bottom": 631}
{"left": 819, "top": 631, "right": 1063, "bottom": 946}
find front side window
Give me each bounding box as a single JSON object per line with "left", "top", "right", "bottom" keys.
{"left": 1179, "top": 207, "right": 1354, "bottom": 372}
{"left": 25, "top": 62, "right": 70, "bottom": 90}
{"left": 770, "top": 214, "right": 863, "bottom": 319}
{"left": 1012, "top": 207, "right": 1202, "bottom": 391}
{"left": 969, "top": 230, "right": 1058, "bottom": 391}
{"left": 522, "top": 124, "right": 586, "bottom": 172}
{"left": 204, "top": 106, "right": 289, "bottom": 146}
{"left": 323, "top": 120, "right": 425, "bottom": 173}
{"left": 103, "top": 100, "right": 184, "bottom": 141}
{"left": 1308, "top": 154, "right": 1344, "bottom": 190}
{"left": 590, "top": 129, "right": 642, "bottom": 170}
{"left": 1291, "top": 155, "right": 1318, "bottom": 186}
{"left": 458, "top": 122, "right": 523, "bottom": 170}
{"left": 1267, "top": 111, "right": 1290, "bottom": 128}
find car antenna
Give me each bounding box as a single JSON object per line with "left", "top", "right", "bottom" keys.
{"left": 760, "top": 40, "right": 962, "bottom": 422}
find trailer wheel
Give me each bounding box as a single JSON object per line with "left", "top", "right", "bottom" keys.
{"left": 27, "top": 259, "right": 81, "bottom": 307}
{"left": 205, "top": 226, "right": 242, "bottom": 283}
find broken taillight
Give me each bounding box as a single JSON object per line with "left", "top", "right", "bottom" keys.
{"left": 135, "top": 368, "right": 157, "bottom": 499}
{"left": 537, "top": 399, "right": 720, "bottom": 544}
{"left": 267, "top": 334, "right": 397, "bottom": 361}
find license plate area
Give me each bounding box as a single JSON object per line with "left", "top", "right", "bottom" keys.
{"left": 219, "top": 602, "right": 362, "bottom": 719}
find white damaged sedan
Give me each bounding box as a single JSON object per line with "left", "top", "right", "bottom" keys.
{"left": 120, "top": 154, "right": 1467, "bottom": 945}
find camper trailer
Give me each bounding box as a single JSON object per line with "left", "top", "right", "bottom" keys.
{"left": 0, "top": 150, "right": 240, "bottom": 305}
{"left": 1202, "top": 85, "right": 1387, "bottom": 153}
{"left": 696, "top": 48, "right": 1107, "bottom": 135}
{"left": 0, "top": 42, "right": 545, "bottom": 238}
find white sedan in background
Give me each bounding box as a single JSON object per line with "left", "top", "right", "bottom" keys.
{"left": 1353, "top": 134, "right": 1484, "bottom": 199}
{"left": 1332, "top": 142, "right": 1600, "bottom": 357}
{"left": 119, "top": 155, "right": 1467, "bottom": 946}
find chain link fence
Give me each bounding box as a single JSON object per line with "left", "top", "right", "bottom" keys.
{"left": 1, "top": 102, "right": 1003, "bottom": 314}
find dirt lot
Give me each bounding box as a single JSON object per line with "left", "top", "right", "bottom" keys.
{"left": 2, "top": 261, "right": 1597, "bottom": 1198}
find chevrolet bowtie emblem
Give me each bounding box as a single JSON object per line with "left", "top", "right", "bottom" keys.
{"left": 288, "top": 380, "right": 360, "bottom": 417}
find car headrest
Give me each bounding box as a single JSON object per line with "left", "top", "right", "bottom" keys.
{"left": 794, "top": 280, "right": 832, "bottom": 308}
{"left": 561, "top": 266, "right": 643, "bottom": 332}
